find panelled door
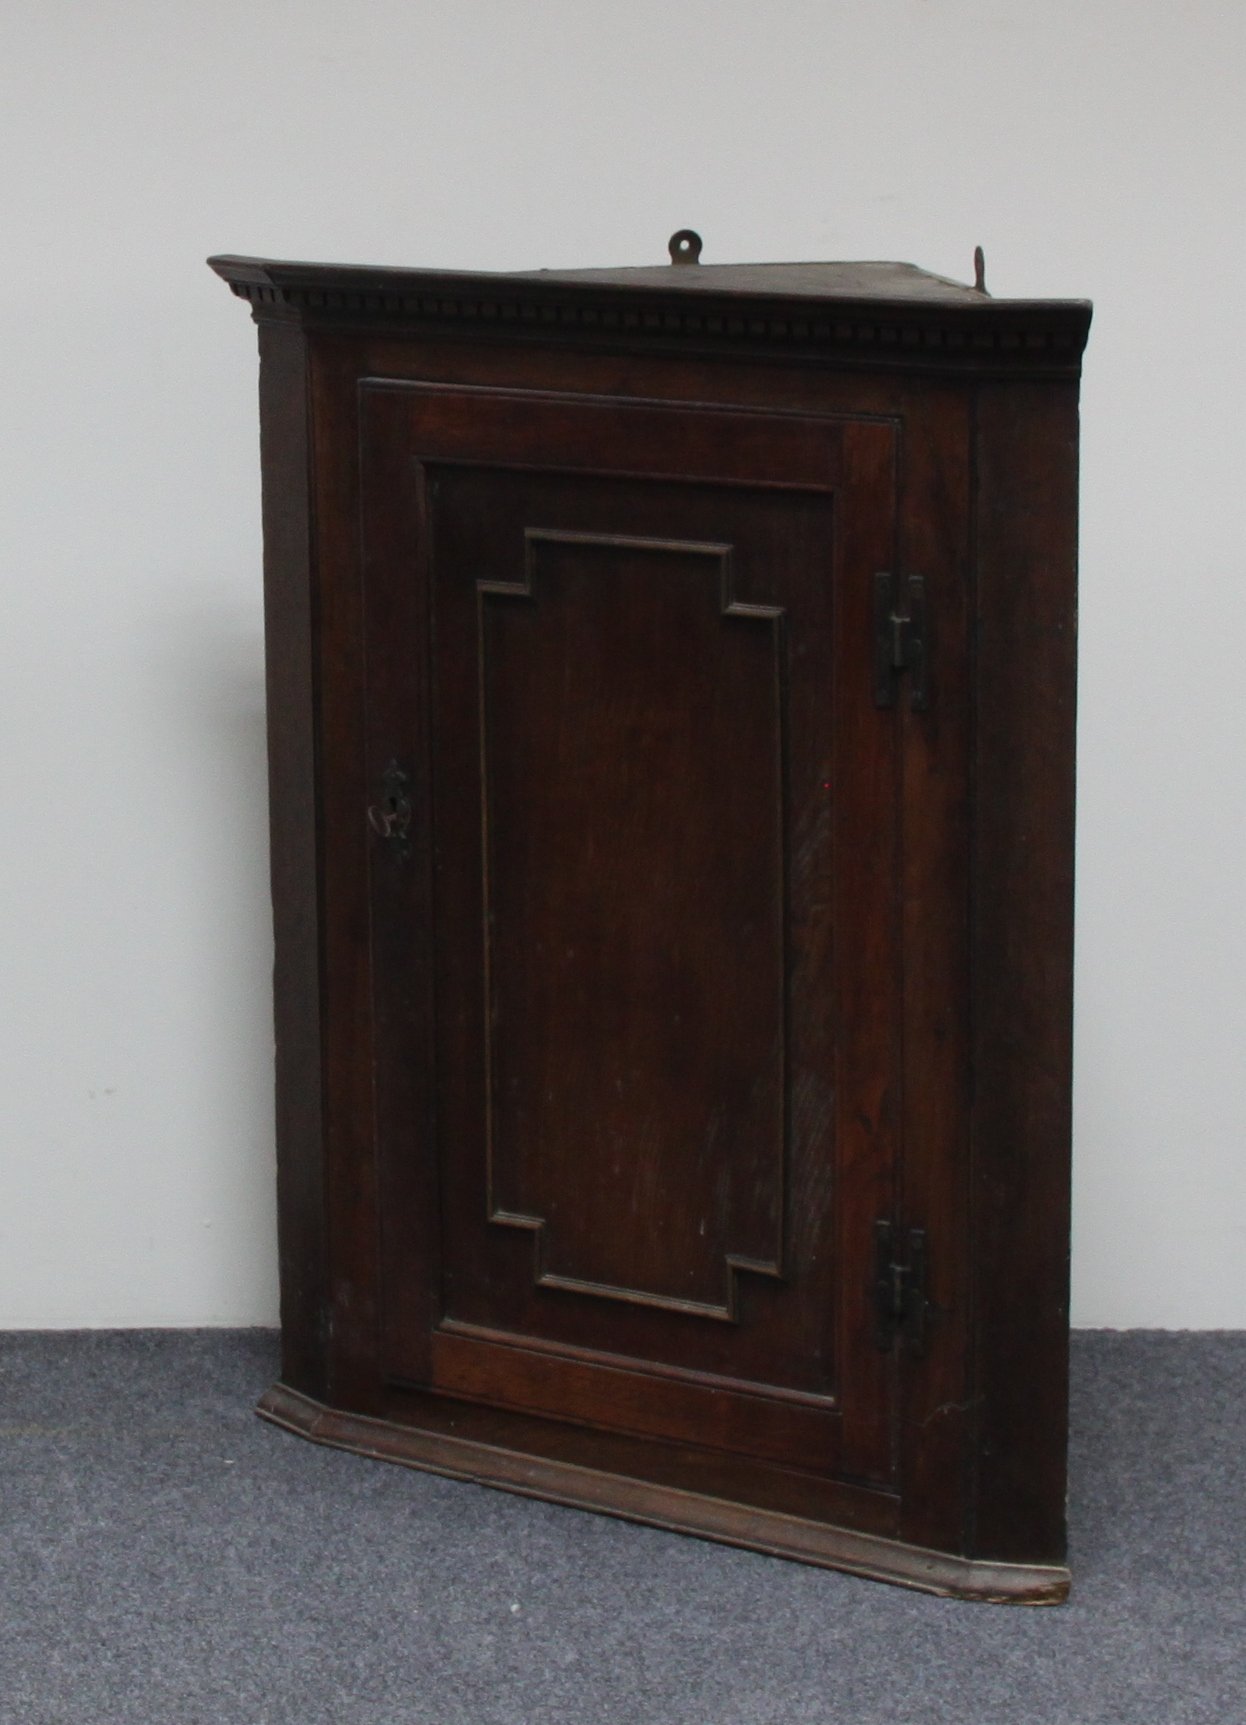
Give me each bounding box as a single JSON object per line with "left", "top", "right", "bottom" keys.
{"left": 360, "top": 381, "right": 902, "bottom": 1488}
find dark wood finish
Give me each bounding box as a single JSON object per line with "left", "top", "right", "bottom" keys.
{"left": 360, "top": 386, "right": 899, "bottom": 1488}
{"left": 211, "top": 243, "right": 1089, "bottom": 1601}
{"left": 968, "top": 381, "right": 1080, "bottom": 1562}
{"left": 255, "top": 321, "right": 327, "bottom": 1401}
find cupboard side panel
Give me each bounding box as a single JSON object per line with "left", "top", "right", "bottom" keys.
{"left": 310, "top": 342, "right": 385, "bottom": 1411}
{"left": 969, "top": 380, "right": 1079, "bottom": 1564}
{"left": 257, "top": 320, "right": 328, "bottom": 1398}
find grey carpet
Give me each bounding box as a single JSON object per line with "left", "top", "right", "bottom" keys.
{"left": 1, "top": 1332, "right": 1242, "bottom": 1725}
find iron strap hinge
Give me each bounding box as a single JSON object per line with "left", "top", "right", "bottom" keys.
{"left": 873, "top": 1221, "right": 930, "bottom": 1356}
{"left": 873, "top": 572, "right": 929, "bottom": 711}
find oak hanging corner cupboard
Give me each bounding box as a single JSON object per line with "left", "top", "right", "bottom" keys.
{"left": 210, "top": 231, "right": 1090, "bottom": 1603}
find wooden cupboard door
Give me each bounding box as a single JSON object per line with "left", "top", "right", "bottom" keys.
{"left": 360, "top": 383, "right": 901, "bottom": 1487}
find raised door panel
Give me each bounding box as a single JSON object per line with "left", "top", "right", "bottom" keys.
{"left": 478, "top": 524, "right": 787, "bottom": 1319}
{"left": 360, "top": 384, "right": 900, "bottom": 1486}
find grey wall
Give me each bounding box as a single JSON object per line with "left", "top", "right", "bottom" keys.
{"left": 1, "top": 0, "right": 1243, "bottom": 1325}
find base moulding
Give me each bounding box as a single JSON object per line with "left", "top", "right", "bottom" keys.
{"left": 257, "top": 1382, "right": 1069, "bottom": 1605}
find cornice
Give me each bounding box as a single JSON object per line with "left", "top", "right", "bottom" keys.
{"left": 208, "top": 255, "right": 1092, "bottom": 378}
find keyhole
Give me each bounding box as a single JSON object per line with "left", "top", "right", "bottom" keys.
{"left": 367, "top": 762, "right": 413, "bottom": 841}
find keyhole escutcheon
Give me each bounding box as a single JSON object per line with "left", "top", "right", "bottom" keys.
{"left": 367, "top": 761, "right": 413, "bottom": 844}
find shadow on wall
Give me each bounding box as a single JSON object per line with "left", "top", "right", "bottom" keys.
{"left": 146, "top": 583, "right": 279, "bottom": 1313}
